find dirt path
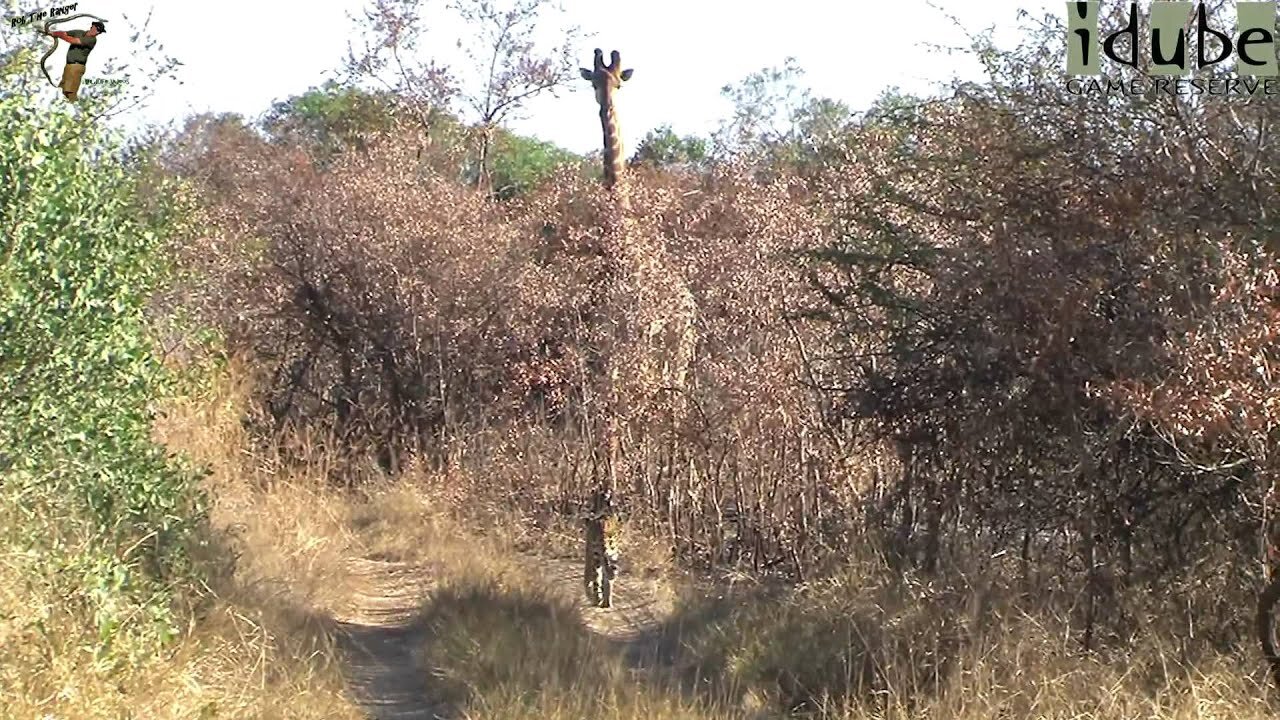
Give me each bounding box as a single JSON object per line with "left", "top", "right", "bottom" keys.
{"left": 331, "top": 557, "right": 449, "bottom": 720}
{"left": 329, "top": 551, "right": 676, "bottom": 719}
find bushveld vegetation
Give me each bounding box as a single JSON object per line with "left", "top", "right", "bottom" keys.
{"left": 3, "top": 0, "right": 1280, "bottom": 717}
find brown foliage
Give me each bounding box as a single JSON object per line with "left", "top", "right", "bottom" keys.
{"left": 164, "top": 13, "right": 1280, "bottom": 663}
{"left": 803, "top": 21, "right": 1280, "bottom": 649}
{"left": 167, "top": 113, "right": 849, "bottom": 576}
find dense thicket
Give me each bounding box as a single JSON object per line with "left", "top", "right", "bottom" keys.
{"left": 805, "top": 26, "right": 1279, "bottom": 647}
{"left": 165, "top": 10, "right": 1278, "bottom": 658}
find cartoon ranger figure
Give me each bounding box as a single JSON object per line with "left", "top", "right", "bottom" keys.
{"left": 43, "top": 19, "right": 105, "bottom": 101}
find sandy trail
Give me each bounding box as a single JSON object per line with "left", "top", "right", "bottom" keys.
{"left": 331, "top": 557, "right": 448, "bottom": 720}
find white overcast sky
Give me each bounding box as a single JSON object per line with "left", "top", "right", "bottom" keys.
{"left": 17, "top": 0, "right": 1059, "bottom": 153}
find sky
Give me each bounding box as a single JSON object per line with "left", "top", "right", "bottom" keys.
{"left": 15, "top": 0, "right": 1060, "bottom": 154}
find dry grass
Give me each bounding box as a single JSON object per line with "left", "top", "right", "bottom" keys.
{"left": 0, "top": 356, "right": 364, "bottom": 720}
{"left": 5, "top": 357, "right": 1278, "bottom": 719}
{"left": 660, "top": 569, "right": 1279, "bottom": 719}
{"left": 343, "top": 485, "right": 1280, "bottom": 720}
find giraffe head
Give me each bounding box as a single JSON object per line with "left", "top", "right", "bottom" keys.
{"left": 580, "top": 48, "right": 633, "bottom": 106}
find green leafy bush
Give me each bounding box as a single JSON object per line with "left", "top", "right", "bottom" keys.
{"left": 487, "top": 129, "right": 582, "bottom": 199}
{"left": 0, "top": 94, "right": 206, "bottom": 658}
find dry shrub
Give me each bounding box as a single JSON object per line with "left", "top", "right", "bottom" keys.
{"left": 168, "top": 120, "right": 857, "bottom": 580}
{"left": 158, "top": 9, "right": 1280, "bottom": 686}
{"left": 799, "top": 20, "right": 1280, "bottom": 652}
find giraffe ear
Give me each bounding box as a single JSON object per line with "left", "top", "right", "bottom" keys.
{"left": 620, "top": 68, "right": 634, "bottom": 82}
{"left": 580, "top": 68, "right": 594, "bottom": 81}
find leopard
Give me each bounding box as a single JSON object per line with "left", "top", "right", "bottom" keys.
{"left": 583, "top": 487, "right": 621, "bottom": 608}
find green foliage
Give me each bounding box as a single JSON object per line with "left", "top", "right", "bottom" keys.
{"left": 862, "top": 87, "right": 922, "bottom": 125}
{"left": 487, "top": 129, "right": 582, "bottom": 199}
{"left": 260, "top": 80, "right": 581, "bottom": 197}
{"left": 0, "top": 92, "right": 206, "bottom": 655}
{"left": 714, "top": 57, "right": 810, "bottom": 155}
{"left": 262, "top": 81, "right": 404, "bottom": 157}
{"left": 712, "top": 58, "right": 855, "bottom": 172}
{"left": 777, "top": 96, "right": 853, "bottom": 172}
{"left": 631, "top": 125, "right": 709, "bottom": 169}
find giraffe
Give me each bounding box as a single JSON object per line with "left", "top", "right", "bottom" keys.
{"left": 578, "top": 47, "right": 698, "bottom": 570}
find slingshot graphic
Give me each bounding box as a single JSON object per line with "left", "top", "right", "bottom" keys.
{"left": 38, "top": 12, "right": 106, "bottom": 87}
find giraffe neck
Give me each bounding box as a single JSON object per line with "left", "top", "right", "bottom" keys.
{"left": 598, "top": 92, "right": 630, "bottom": 212}
{"left": 596, "top": 89, "right": 628, "bottom": 494}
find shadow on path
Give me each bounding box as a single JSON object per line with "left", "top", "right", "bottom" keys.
{"left": 331, "top": 557, "right": 456, "bottom": 720}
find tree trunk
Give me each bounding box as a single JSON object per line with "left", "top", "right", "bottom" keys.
{"left": 474, "top": 123, "right": 495, "bottom": 191}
